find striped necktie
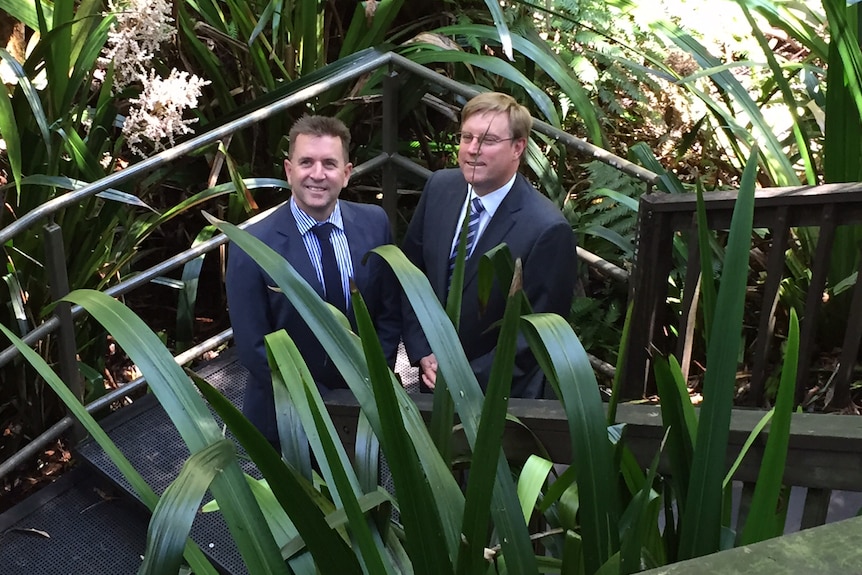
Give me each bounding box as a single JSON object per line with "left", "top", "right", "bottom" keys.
{"left": 448, "top": 197, "right": 484, "bottom": 286}
{"left": 311, "top": 223, "right": 345, "bottom": 312}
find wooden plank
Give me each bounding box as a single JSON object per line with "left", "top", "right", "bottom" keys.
{"left": 325, "top": 392, "right": 862, "bottom": 491}
{"left": 800, "top": 488, "right": 831, "bottom": 530}
{"left": 640, "top": 515, "right": 862, "bottom": 574}
{"left": 639, "top": 183, "right": 862, "bottom": 230}
{"left": 622, "top": 202, "right": 674, "bottom": 398}
{"left": 795, "top": 205, "right": 836, "bottom": 404}
{"left": 747, "top": 210, "right": 789, "bottom": 405}
{"left": 829, "top": 247, "right": 862, "bottom": 408}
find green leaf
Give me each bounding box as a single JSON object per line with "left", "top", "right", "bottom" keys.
{"left": 678, "top": 149, "right": 758, "bottom": 560}
{"left": 352, "top": 282, "right": 453, "bottom": 574}
{"left": 0, "top": 322, "right": 219, "bottom": 575}
{"left": 480, "top": 0, "right": 513, "bottom": 60}
{"left": 63, "top": 291, "right": 288, "bottom": 574}
{"left": 209, "top": 215, "right": 464, "bottom": 562}
{"left": 141, "top": 440, "right": 236, "bottom": 575}
{"left": 607, "top": 301, "right": 634, "bottom": 425}
{"left": 354, "top": 411, "right": 379, "bottom": 494}
{"left": 0, "top": 48, "right": 50, "bottom": 163}
{"left": 653, "top": 355, "right": 696, "bottom": 511}
{"left": 738, "top": 309, "right": 799, "bottom": 545}
{"left": 265, "top": 331, "right": 394, "bottom": 574}
{"left": 517, "top": 455, "right": 554, "bottom": 523}
{"left": 0, "top": 81, "right": 22, "bottom": 197}
{"left": 176, "top": 226, "right": 218, "bottom": 350}
{"left": 521, "top": 314, "right": 620, "bottom": 574}
{"left": 696, "top": 182, "right": 717, "bottom": 345}
{"left": 377, "top": 245, "right": 537, "bottom": 572}
{"left": 402, "top": 48, "right": 561, "bottom": 127}
{"left": 0, "top": 0, "right": 54, "bottom": 30}
{"left": 457, "top": 263, "right": 525, "bottom": 575}
{"left": 436, "top": 24, "right": 601, "bottom": 142}
{"left": 619, "top": 429, "right": 667, "bottom": 575}
{"left": 192, "top": 374, "right": 363, "bottom": 573}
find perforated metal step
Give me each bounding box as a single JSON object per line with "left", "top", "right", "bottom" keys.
{"left": 76, "top": 349, "right": 255, "bottom": 575}
{"left": 0, "top": 465, "right": 148, "bottom": 574}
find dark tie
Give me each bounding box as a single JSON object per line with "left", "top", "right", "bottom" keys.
{"left": 311, "top": 223, "right": 345, "bottom": 312}
{"left": 448, "top": 197, "right": 485, "bottom": 286}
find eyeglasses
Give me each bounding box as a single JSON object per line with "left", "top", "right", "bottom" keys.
{"left": 456, "top": 132, "right": 514, "bottom": 147}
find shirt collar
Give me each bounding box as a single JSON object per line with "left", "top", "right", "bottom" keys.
{"left": 290, "top": 198, "right": 344, "bottom": 235}
{"left": 470, "top": 173, "right": 516, "bottom": 217}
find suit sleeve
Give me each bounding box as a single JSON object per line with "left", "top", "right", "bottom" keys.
{"left": 522, "top": 220, "right": 579, "bottom": 318}
{"left": 471, "top": 218, "right": 578, "bottom": 393}
{"left": 370, "top": 210, "right": 402, "bottom": 367}
{"left": 226, "top": 240, "right": 276, "bottom": 391}
{"left": 400, "top": 177, "right": 434, "bottom": 364}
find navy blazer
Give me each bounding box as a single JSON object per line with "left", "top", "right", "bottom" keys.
{"left": 402, "top": 169, "right": 578, "bottom": 398}
{"left": 226, "top": 200, "right": 400, "bottom": 442}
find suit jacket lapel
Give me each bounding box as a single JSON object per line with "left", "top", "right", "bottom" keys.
{"left": 341, "top": 202, "right": 370, "bottom": 292}
{"left": 273, "top": 207, "right": 325, "bottom": 300}
{"left": 434, "top": 183, "right": 470, "bottom": 296}
{"left": 463, "top": 177, "right": 524, "bottom": 287}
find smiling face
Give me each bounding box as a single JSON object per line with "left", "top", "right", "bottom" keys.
{"left": 285, "top": 134, "right": 353, "bottom": 221}
{"left": 457, "top": 111, "right": 526, "bottom": 197}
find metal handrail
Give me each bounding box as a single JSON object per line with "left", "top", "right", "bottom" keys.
{"left": 0, "top": 329, "right": 234, "bottom": 479}
{"left": 0, "top": 49, "right": 657, "bottom": 246}
{"left": 0, "top": 154, "right": 387, "bottom": 371}
{"left": 1, "top": 47, "right": 639, "bottom": 479}
{"left": 0, "top": 49, "right": 393, "bottom": 246}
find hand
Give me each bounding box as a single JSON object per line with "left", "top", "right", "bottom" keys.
{"left": 419, "top": 354, "right": 438, "bottom": 389}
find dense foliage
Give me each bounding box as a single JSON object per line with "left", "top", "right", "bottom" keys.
{"left": 1, "top": 0, "right": 862, "bottom": 548}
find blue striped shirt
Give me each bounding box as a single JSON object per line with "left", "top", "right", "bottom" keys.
{"left": 290, "top": 198, "right": 354, "bottom": 307}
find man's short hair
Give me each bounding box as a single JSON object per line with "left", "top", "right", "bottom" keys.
{"left": 288, "top": 115, "right": 352, "bottom": 162}
{"left": 461, "top": 92, "right": 533, "bottom": 140}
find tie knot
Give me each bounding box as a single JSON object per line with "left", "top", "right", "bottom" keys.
{"left": 471, "top": 198, "right": 484, "bottom": 214}
{"left": 311, "top": 222, "right": 335, "bottom": 241}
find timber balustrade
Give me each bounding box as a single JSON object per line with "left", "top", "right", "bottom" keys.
{"left": 0, "top": 48, "right": 632, "bottom": 480}
{"left": 622, "top": 182, "right": 862, "bottom": 408}
{"left": 327, "top": 389, "right": 862, "bottom": 531}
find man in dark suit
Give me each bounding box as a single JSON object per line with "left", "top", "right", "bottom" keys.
{"left": 402, "top": 92, "right": 578, "bottom": 399}
{"left": 226, "top": 115, "right": 400, "bottom": 444}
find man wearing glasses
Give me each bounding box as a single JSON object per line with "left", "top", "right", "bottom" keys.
{"left": 401, "top": 92, "right": 578, "bottom": 399}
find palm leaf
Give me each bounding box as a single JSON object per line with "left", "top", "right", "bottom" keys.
{"left": 63, "top": 290, "right": 289, "bottom": 574}
{"left": 437, "top": 24, "right": 602, "bottom": 143}
{"left": 402, "top": 47, "right": 561, "bottom": 127}
{"left": 192, "top": 373, "right": 364, "bottom": 573}
{"left": 738, "top": 309, "right": 799, "bottom": 545}
{"left": 207, "top": 215, "right": 465, "bottom": 562}
{"left": 0, "top": 80, "right": 22, "bottom": 196}
{"left": 678, "top": 149, "right": 758, "bottom": 560}
{"left": 0, "top": 322, "right": 219, "bottom": 575}
{"left": 457, "top": 263, "right": 526, "bottom": 575}
{"left": 352, "top": 283, "right": 454, "bottom": 574}
{"left": 521, "top": 313, "right": 621, "bottom": 574}
{"left": 140, "top": 440, "right": 236, "bottom": 575}
{"left": 0, "top": 0, "right": 54, "bottom": 30}
{"left": 265, "top": 331, "right": 395, "bottom": 575}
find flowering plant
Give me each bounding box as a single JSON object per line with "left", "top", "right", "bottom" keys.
{"left": 103, "top": 0, "right": 209, "bottom": 157}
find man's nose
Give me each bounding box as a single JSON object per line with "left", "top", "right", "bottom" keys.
{"left": 463, "top": 136, "right": 482, "bottom": 154}
{"left": 310, "top": 162, "right": 325, "bottom": 178}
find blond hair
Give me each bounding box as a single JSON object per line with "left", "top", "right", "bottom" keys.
{"left": 461, "top": 92, "right": 533, "bottom": 140}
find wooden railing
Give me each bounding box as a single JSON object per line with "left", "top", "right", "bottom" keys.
{"left": 326, "top": 390, "right": 862, "bottom": 532}
{"left": 621, "top": 182, "right": 862, "bottom": 407}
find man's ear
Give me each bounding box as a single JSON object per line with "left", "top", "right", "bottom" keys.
{"left": 283, "top": 157, "right": 291, "bottom": 176}
{"left": 343, "top": 162, "right": 354, "bottom": 185}
{"left": 513, "top": 137, "right": 527, "bottom": 160}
